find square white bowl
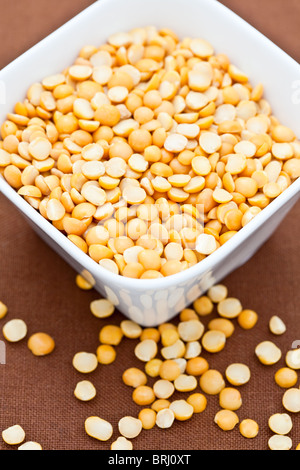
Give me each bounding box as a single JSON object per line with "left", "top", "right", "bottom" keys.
{"left": 0, "top": 0, "right": 299, "bottom": 326}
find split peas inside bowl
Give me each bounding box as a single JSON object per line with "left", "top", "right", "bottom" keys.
{"left": 0, "top": 26, "right": 299, "bottom": 280}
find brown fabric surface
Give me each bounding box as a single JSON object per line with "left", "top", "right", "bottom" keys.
{"left": 0, "top": 0, "right": 299, "bottom": 451}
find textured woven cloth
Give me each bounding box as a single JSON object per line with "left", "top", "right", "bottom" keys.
{"left": 0, "top": 0, "right": 299, "bottom": 451}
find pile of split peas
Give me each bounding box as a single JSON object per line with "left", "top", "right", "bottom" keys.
{"left": 1, "top": 280, "right": 300, "bottom": 450}
{"left": 1, "top": 26, "right": 300, "bottom": 279}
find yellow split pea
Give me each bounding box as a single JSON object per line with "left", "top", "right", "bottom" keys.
{"left": 122, "top": 368, "right": 148, "bottom": 388}
{"left": 27, "top": 333, "right": 55, "bottom": 356}
{"left": 214, "top": 410, "right": 239, "bottom": 431}
{"left": 90, "top": 299, "right": 115, "bottom": 318}
{"left": 274, "top": 368, "right": 298, "bottom": 388}
{"left": 96, "top": 345, "right": 116, "bottom": 364}
{"left": 0, "top": 301, "right": 8, "bottom": 319}
{"left": 75, "top": 274, "right": 94, "bottom": 290}
{"left": 239, "top": 419, "right": 259, "bottom": 439}
{"left": 74, "top": 380, "right": 97, "bottom": 401}
{"left": 2, "top": 319, "right": 27, "bottom": 343}
{"left": 85, "top": 416, "right": 113, "bottom": 441}
{"left": 99, "top": 325, "right": 123, "bottom": 346}
{"left": 2, "top": 425, "right": 26, "bottom": 445}
{"left": 72, "top": 352, "right": 98, "bottom": 374}
{"left": 138, "top": 409, "right": 157, "bottom": 430}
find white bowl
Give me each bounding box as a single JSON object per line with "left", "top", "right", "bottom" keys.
{"left": 0, "top": 0, "right": 299, "bottom": 326}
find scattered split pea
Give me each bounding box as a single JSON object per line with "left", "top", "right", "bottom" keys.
{"left": 2, "top": 319, "right": 27, "bottom": 343}
{"left": 2, "top": 425, "right": 26, "bottom": 445}
{"left": 72, "top": 352, "right": 98, "bottom": 373}
{"left": 285, "top": 349, "right": 300, "bottom": 370}
{"left": 111, "top": 436, "right": 133, "bottom": 450}
{"left": 0, "top": 278, "right": 295, "bottom": 451}
{"left": 255, "top": 341, "right": 282, "bottom": 365}
{"left": 274, "top": 367, "right": 298, "bottom": 388}
{"left": 239, "top": 419, "right": 259, "bottom": 439}
{"left": 74, "top": 381, "right": 97, "bottom": 402}
{"left": 118, "top": 416, "right": 143, "bottom": 439}
{"left": 268, "top": 413, "right": 292, "bottom": 435}
{"left": 0, "top": 301, "right": 8, "bottom": 319}
{"left": 27, "top": 333, "right": 55, "bottom": 356}
{"left": 268, "top": 435, "right": 292, "bottom": 451}
{"left": 90, "top": 299, "right": 115, "bottom": 318}
{"left": 18, "top": 441, "right": 43, "bottom": 450}
{"left": 269, "top": 316, "right": 286, "bottom": 335}
{"left": 214, "top": 410, "right": 239, "bottom": 431}
{"left": 85, "top": 416, "right": 113, "bottom": 441}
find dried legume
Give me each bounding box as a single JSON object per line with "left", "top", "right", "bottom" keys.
{"left": 135, "top": 339, "right": 158, "bottom": 362}
{"left": 255, "top": 341, "right": 282, "bottom": 365}
{"left": 99, "top": 325, "right": 123, "bottom": 345}
{"left": 132, "top": 385, "right": 156, "bottom": 406}
{"left": 208, "top": 318, "right": 234, "bottom": 338}
{"left": 282, "top": 388, "right": 300, "bottom": 413}
{"left": 72, "top": 352, "right": 98, "bottom": 373}
{"left": 169, "top": 400, "right": 194, "bottom": 421}
{"left": 219, "top": 387, "right": 242, "bottom": 411}
{"left": 274, "top": 367, "right": 298, "bottom": 388}
{"left": 18, "top": 441, "right": 43, "bottom": 450}
{"left": 268, "top": 413, "right": 292, "bottom": 435}
{"left": 239, "top": 419, "right": 259, "bottom": 439}
{"left": 111, "top": 436, "right": 133, "bottom": 450}
{"left": 85, "top": 416, "right": 113, "bottom": 441}
{"left": 225, "top": 363, "right": 251, "bottom": 386}
{"left": 118, "top": 416, "right": 143, "bottom": 439}
{"left": 202, "top": 330, "right": 226, "bottom": 353}
{"left": 285, "top": 349, "right": 300, "bottom": 370}
{"left": 27, "top": 332, "right": 55, "bottom": 356}
{"left": 2, "top": 319, "right": 27, "bottom": 343}
{"left": 2, "top": 425, "right": 25, "bottom": 445}
{"left": 214, "top": 410, "right": 239, "bottom": 431}
{"left": 0, "top": 301, "right": 8, "bottom": 319}
{"left": 217, "top": 298, "right": 243, "bottom": 319}
{"left": 268, "top": 435, "right": 292, "bottom": 450}
{"left": 122, "top": 368, "right": 147, "bottom": 388}
{"left": 138, "top": 409, "right": 157, "bottom": 430}
{"left": 90, "top": 299, "right": 115, "bottom": 318}
{"left": 237, "top": 309, "right": 258, "bottom": 330}
{"left": 199, "top": 369, "right": 225, "bottom": 395}
{"left": 74, "top": 380, "right": 97, "bottom": 401}
{"left": 96, "top": 344, "right": 116, "bottom": 364}
{"left": 269, "top": 316, "right": 286, "bottom": 335}
{"left": 156, "top": 409, "right": 175, "bottom": 429}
